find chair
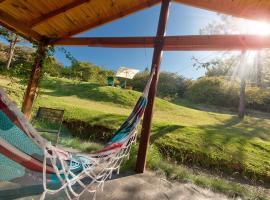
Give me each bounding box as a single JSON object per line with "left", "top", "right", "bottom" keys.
{"left": 33, "top": 107, "right": 64, "bottom": 144}
{"left": 107, "top": 76, "right": 114, "bottom": 86}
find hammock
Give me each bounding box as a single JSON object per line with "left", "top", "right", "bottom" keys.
{"left": 0, "top": 71, "right": 154, "bottom": 200}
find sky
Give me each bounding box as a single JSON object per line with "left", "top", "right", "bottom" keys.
{"left": 52, "top": 2, "right": 222, "bottom": 79}
{"left": 0, "top": 2, "right": 224, "bottom": 79}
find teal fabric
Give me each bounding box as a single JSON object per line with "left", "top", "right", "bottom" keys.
{"left": 0, "top": 111, "right": 43, "bottom": 156}
{"left": 0, "top": 154, "right": 25, "bottom": 181}
{"left": 109, "top": 96, "right": 147, "bottom": 144}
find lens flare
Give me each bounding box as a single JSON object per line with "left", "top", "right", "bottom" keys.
{"left": 232, "top": 51, "right": 259, "bottom": 80}
{"left": 238, "top": 19, "right": 270, "bottom": 35}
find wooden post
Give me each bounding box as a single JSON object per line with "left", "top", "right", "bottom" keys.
{"left": 135, "top": 0, "right": 171, "bottom": 173}
{"left": 22, "top": 44, "right": 47, "bottom": 119}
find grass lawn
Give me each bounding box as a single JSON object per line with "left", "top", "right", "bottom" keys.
{"left": 1, "top": 75, "right": 270, "bottom": 199}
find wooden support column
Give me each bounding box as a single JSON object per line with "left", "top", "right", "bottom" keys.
{"left": 22, "top": 44, "right": 47, "bottom": 119}
{"left": 136, "top": 0, "right": 171, "bottom": 173}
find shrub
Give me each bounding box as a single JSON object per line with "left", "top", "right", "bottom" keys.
{"left": 62, "top": 61, "right": 115, "bottom": 85}
{"left": 131, "top": 71, "right": 189, "bottom": 99}
{"left": 184, "top": 77, "right": 239, "bottom": 107}
{"left": 246, "top": 87, "right": 270, "bottom": 112}
{"left": 184, "top": 76, "right": 270, "bottom": 112}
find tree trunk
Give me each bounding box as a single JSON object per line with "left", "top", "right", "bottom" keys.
{"left": 238, "top": 77, "right": 246, "bottom": 119}
{"left": 6, "top": 35, "right": 18, "bottom": 70}
{"left": 256, "top": 51, "right": 263, "bottom": 88}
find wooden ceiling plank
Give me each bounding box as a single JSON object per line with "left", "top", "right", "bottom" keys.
{"left": 53, "top": 35, "right": 270, "bottom": 51}
{"left": 30, "top": 0, "right": 90, "bottom": 28}
{"left": 0, "top": 9, "right": 42, "bottom": 42}
{"left": 174, "top": 0, "right": 270, "bottom": 22}
{"left": 57, "top": 0, "right": 161, "bottom": 39}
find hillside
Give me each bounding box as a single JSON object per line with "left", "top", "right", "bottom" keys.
{"left": 1, "top": 75, "right": 270, "bottom": 199}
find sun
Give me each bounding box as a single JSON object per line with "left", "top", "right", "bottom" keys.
{"left": 238, "top": 19, "right": 270, "bottom": 35}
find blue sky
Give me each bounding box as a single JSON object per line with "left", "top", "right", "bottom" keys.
{"left": 0, "top": 2, "right": 223, "bottom": 79}
{"left": 53, "top": 2, "right": 222, "bottom": 79}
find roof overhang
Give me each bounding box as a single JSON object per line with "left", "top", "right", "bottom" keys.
{"left": 1, "top": 0, "right": 270, "bottom": 45}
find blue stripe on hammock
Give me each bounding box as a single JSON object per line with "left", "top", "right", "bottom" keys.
{"left": 108, "top": 96, "right": 147, "bottom": 144}
{"left": 0, "top": 111, "right": 43, "bottom": 156}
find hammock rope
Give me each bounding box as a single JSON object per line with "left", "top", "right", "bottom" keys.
{"left": 0, "top": 70, "right": 155, "bottom": 200}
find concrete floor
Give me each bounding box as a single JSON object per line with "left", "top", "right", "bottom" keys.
{"left": 0, "top": 171, "right": 234, "bottom": 200}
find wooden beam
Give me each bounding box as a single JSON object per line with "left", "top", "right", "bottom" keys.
{"left": 0, "top": 9, "right": 42, "bottom": 41}
{"left": 53, "top": 37, "right": 155, "bottom": 47}
{"left": 136, "top": 0, "right": 171, "bottom": 173}
{"left": 53, "top": 35, "right": 270, "bottom": 50}
{"left": 163, "top": 35, "right": 270, "bottom": 51}
{"left": 30, "top": 0, "right": 90, "bottom": 28}
{"left": 22, "top": 44, "right": 47, "bottom": 119}
{"left": 57, "top": 0, "right": 161, "bottom": 39}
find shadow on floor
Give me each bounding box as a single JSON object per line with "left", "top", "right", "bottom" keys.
{"left": 0, "top": 171, "right": 137, "bottom": 200}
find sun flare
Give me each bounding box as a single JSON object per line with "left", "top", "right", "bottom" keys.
{"left": 238, "top": 19, "right": 270, "bottom": 35}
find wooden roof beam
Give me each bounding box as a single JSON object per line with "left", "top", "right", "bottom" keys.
{"left": 0, "top": 10, "right": 42, "bottom": 42}
{"left": 53, "top": 37, "right": 155, "bottom": 47}
{"left": 164, "top": 35, "right": 270, "bottom": 51}
{"left": 53, "top": 35, "right": 270, "bottom": 51}
{"left": 30, "top": 0, "right": 90, "bottom": 28}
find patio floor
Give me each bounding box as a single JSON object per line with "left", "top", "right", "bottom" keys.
{"left": 0, "top": 171, "right": 233, "bottom": 200}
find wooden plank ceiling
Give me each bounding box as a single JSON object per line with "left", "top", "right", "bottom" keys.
{"left": 0, "top": 0, "right": 161, "bottom": 42}
{"left": 1, "top": 0, "right": 270, "bottom": 43}
{"left": 175, "top": 0, "right": 270, "bottom": 22}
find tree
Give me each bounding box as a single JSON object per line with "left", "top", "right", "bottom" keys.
{"left": 197, "top": 15, "right": 270, "bottom": 118}
{"left": 238, "top": 76, "right": 246, "bottom": 118}
{"left": 131, "top": 71, "right": 189, "bottom": 99}
{"left": 0, "top": 26, "right": 24, "bottom": 70}
{"left": 192, "top": 55, "right": 237, "bottom": 77}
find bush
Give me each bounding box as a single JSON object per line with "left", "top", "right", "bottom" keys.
{"left": 184, "top": 77, "right": 239, "bottom": 107}
{"left": 184, "top": 76, "right": 270, "bottom": 112}
{"left": 131, "top": 71, "right": 189, "bottom": 99}
{"left": 61, "top": 61, "right": 115, "bottom": 85}
{"left": 246, "top": 87, "right": 270, "bottom": 112}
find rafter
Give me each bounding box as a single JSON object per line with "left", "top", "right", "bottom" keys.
{"left": 53, "top": 37, "right": 155, "bottom": 47}
{"left": 0, "top": 9, "right": 42, "bottom": 41}
{"left": 30, "top": 0, "right": 90, "bottom": 28}
{"left": 53, "top": 35, "right": 270, "bottom": 51}
{"left": 164, "top": 35, "right": 270, "bottom": 51}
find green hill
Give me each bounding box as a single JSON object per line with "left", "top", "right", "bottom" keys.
{"left": 1, "top": 75, "right": 270, "bottom": 199}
